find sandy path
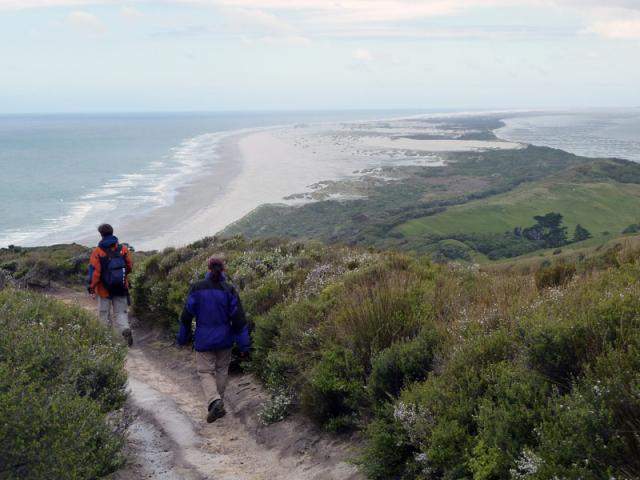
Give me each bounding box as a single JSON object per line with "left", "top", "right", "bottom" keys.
{"left": 53, "top": 289, "right": 362, "bottom": 480}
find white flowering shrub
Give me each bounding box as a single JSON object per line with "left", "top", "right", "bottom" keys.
{"left": 258, "top": 390, "right": 294, "bottom": 425}
{"left": 510, "top": 448, "right": 543, "bottom": 479}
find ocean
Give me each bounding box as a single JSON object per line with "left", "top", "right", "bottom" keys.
{"left": 496, "top": 109, "right": 640, "bottom": 162}
{"left": 0, "top": 111, "right": 417, "bottom": 248}
{"left": 2, "top": 109, "right": 639, "bottom": 248}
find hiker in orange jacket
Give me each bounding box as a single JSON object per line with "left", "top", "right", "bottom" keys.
{"left": 87, "top": 223, "right": 134, "bottom": 346}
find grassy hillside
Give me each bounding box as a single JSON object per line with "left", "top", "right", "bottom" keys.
{"left": 396, "top": 181, "right": 640, "bottom": 240}
{"left": 0, "top": 288, "right": 127, "bottom": 479}
{"left": 133, "top": 235, "right": 640, "bottom": 479}
{"left": 224, "top": 140, "right": 640, "bottom": 261}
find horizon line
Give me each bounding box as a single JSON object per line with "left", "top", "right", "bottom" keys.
{"left": 1, "top": 106, "right": 639, "bottom": 116}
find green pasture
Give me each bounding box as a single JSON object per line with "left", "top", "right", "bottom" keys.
{"left": 396, "top": 181, "right": 640, "bottom": 240}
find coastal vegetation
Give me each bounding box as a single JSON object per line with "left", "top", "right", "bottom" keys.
{"left": 132, "top": 234, "right": 640, "bottom": 479}
{"left": 0, "top": 244, "right": 91, "bottom": 288}
{"left": 224, "top": 127, "right": 640, "bottom": 262}
{"left": 0, "top": 288, "right": 127, "bottom": 479}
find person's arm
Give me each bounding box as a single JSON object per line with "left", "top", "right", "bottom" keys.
{"left": 122, "top": 245, "right": 133, "bottom": 274}
{"left": 177, "top": 287, "right": 196, "bottom": 345}
{"left": 227, "top": 286, "right": 247, "bottom": 334}
{"left": 87, "top": 249, "right": 101, "bottom": 294}
{"left": 235, "top": 324, "right": 251, "bottom": 354}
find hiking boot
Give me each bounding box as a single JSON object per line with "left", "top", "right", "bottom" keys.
{"left": 122, "top": 328, "right": 133, "bottom": 347}
{"left": 207, "top": 399, "right": 226, "bottom": 423}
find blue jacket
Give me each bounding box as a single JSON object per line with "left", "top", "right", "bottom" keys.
{"left": 177, "top": 273, "right": 250, "bottom": 352}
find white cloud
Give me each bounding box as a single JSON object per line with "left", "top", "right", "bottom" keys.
{"left": 181, "top": 0, "right": 640, "bottom": 41}
{"left": 349, "top": 47, "right": 377, "bottom": 72}
{"left": 260, "top": 35, "right": 311, "bottom": 45}
{"left": 66, "top": 10, "right": 106, "bottom": 34}
{"left": 588, "top": 18, "right": 640, "bottom": 39}
{"left": 220, "top": 6, "right": 313, "bottom": 44}
{"left": 121, "top": 5, "right": 143, "bottom": 18}
{"left": 352, "top": 48, "right": 374, "bottom": 62}
{"left": 223, "top": 7, "right": 296, "bottom": 34}
{"left": 0, "top": 0, "right": 105, "bottom": 9}
{"left": 210, "top": 0, "right": 502, "bottom": 23}
{"left": 4, "top": 0, "right": 640, "bottom": 41}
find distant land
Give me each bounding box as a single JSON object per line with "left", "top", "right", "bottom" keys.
{"left": 223, "top": 113, "right": 640, "bottom": 263}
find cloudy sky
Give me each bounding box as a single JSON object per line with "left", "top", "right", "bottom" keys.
{"left": 1, "top": 0, "right": 639, "bottom": 112}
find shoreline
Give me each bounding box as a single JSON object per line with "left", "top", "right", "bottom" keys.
{"left": 104, "top": 131, "right": 248, "bottom": 251}
{"left": 69, "top": 113, "right": 528, "bottom": 251}
{"left": 13, "top": 108, "right": 638, "bottom": 252}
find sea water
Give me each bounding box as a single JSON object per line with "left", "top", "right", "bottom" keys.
{"left": 3, "top": 109, "right": 639, "bottom": 248}
{"left": 0, "top": 111, "right": 416, "bottom": 247}
{"left": 496, "top": 109, "right": 640, "bottom": 162}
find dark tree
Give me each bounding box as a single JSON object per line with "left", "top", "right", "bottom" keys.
{"left": 573, "top": 224, "right": 592, "bottom": 242}
{"left": 523, "top": 212, "right": 568, "bottom": 248}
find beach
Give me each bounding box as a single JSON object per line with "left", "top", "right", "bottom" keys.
{"left": 111, "top": 117, "right": 522, "bottom": 250}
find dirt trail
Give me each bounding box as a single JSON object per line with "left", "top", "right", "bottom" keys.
{"left": 53, "top": 289, "right": 362, "bottom": 480}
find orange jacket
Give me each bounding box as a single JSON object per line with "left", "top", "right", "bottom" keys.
{"left": 88, "top": 236, "right": 133, "bottom": 298}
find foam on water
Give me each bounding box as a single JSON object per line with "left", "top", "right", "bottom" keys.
{"left": 0, "top": 131, "right": 227, "bottom": 247}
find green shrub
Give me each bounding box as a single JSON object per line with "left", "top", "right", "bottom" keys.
{"left": 432, "top": 239, "right": 472, "bottom": 262}
{"left": 301, "top": 346, "right": 366, "bottom": 431}
{"left": 359, "top": 407, "right": 420, "bottom": 480}
{"left": 467, "top": 364, "right": 550, "bottom": 480}
{"left": 242, "top": 277, "right": 289, "bottom": 316}
{"left": 251, "top": 306, "right": 286, "bottom": 378}
{"left": 129, "top": 235, "right": 640, "bottom": 479}
{"left": 0, "top": 289, "right": 127, "bottom": 479}
{"left": 534, "top": 261, "right": 576, "bottom": 290}
{"left": 0, "top": 244, "right": 91, "bottom": 288}
{"left": 368, "top": 327, "right": 441, "bottom": 403}
{"left": 387, "top": 330, "right": 521, "bottom": 478}
{"left": 331, "top": 270, "right": 430, "bottom": 371}
{"left": 363, "top": 256, "right": 640, "bottom": 479}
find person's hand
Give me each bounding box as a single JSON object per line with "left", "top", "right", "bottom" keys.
{"left": 87, "top": 287, "right": 96, "bottom": 299}
{"left": 239, "top": 351, "right": 249, "bottom": 359}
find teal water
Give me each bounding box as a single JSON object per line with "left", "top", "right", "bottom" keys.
{"left": 0, "top": 111, "right": 419, "bottom": 247}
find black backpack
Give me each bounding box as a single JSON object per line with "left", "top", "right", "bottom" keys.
{"left": 99, "top": 246, "right": 128, "bottom": 296}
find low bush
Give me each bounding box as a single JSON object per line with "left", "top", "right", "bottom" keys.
{"left": 258, "top": 390, "right": 294, "bottom": 425}
{"left": 0, "top": 244, "right": 91, "bottom": 288}
{"left": 0, "top": 289, "right": 127, "bottom": 479}
{"left": 359, "top": 407, "right": 419, "bottom": 480}
{"left": 300, "top": 345, "right": 366, "bottom": 432}
{"left": 364, "top": 255, "right": 640, "bottom": 479}
{"left": 368, "top": 327, "right": 441, "bottom": 403}
{"left": 534, "top": 261, "right": 576, "bottom": 289}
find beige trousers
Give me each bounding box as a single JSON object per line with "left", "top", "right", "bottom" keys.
{"left": 98, "top": 295, "right": 129, "bottom": 334}
{"left": 196, "top": 349, "right": 232, "bottom": 406}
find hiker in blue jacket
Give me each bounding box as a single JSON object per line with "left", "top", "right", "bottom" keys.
{"left": 177, "top": 257, "right": 250, "bottom": 423}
